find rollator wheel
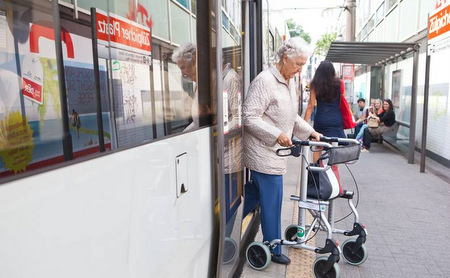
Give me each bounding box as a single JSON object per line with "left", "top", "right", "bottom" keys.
{"left": 246, "top": 242, "right": 271, "bottom": 270}
{"left": 342, "top": 238, "right": 368, "bottom": 265}
{"left": 284, "top": 224, "right": 298, "bottom": 241}
{"left": 313, "top": 256, "right": 340, "bottom": 278}
{"left": 223, "top": 237, "right": 237, "bottom": 264}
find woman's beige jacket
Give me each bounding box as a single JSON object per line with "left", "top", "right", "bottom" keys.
{"left": 243, "top": 66, "right": 314, "bottom": 175}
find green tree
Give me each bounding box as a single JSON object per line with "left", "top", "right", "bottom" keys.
{"left": 314, "top": 32, "right": 337, "bottom": 56}
{"left": 286, "top": 19, "right": 311, "bottom": 44}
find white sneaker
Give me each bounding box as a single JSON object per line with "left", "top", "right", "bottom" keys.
{"left": 361, "top": 148, "right": 370, "bottom": 153}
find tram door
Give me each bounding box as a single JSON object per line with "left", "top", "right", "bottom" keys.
{"left": 216, "top": 0, "right": 245, "bottom": 276}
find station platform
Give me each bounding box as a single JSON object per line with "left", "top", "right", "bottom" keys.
{"left": 237, "top": 142, "right": 450, "bottom": 278}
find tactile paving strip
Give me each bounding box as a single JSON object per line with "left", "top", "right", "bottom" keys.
{"left": 285, "top": 190, "right": 315, "bottom": 278}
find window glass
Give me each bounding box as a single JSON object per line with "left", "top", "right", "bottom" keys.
{"left": 111, "top": 60, "right": 153, "bottom": 147}
{"left": 219, "top": 1, "right": 243, "bottom": 275}
{"left": 170, "top": 2, "right": 191, "bottom": 44}
{"left": 191, "top": 0, "right": 197, "bottom": 15}
{"left": 367, "top": 15, "right": 375, "bottom": 31}
{"left": 387, "top": 0, "right": 398, "bottom": 11}
{"left": 399, "top": 0, "right": 418, "bottom": 40}
{"left": 418, "top": 0, "right": 435, "bottom": 30}
{"left": 174, "top": 0, "right": 189, "bottom": 10}
{"left": 151, "top": 47, "right": 165, "bottom": 138}
{"left": 375, "top": 3, "right": 385, "bottom": 24}
{"left": 0, "top": 0, "right": 204, "bottom": 181}
{"left": 139, "top": 0, "right": 169, "bottom": 40}
{"left": 168, "top": 0, "right": 201, "bottom": 134}
{"left": 0, "top": 1, "right": 64, "bottom": 178}
{"left": 191, "top": 16, "right": 197, "bottom": 42}
{"left": 77, "top": 0, "right": 108, "bottom": 11}
{"left": 385, "top": 6, "right": 399, "bottom": 41}
{"left": 162, "top": 62, "right": 193, "bottom": 133}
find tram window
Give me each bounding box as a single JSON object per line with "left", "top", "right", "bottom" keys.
{"left": 190, "top": 0, "right": 197, "bottom": 15}
{"left": 111, "top": 60, "right": 153, "bottom": 148}
{"left": 76, "top": 0, "right": 108, "bottom": 12}
{"left": 0, "top": 0, "right": 206, "bottom": 181}
{"left": 140, "top": 0, "right": 169, "bottom": 40}
{"left": 165, "top": 62, "right": 193, "bottom": 134}
{"left": 152, "top": 59, "right": 166, "bottom": 138}
{"left": 0, "top": 1, "right": 71, "bottom": 179}
{"left": 170, "top": 2, "right": 191, "bottom": 45}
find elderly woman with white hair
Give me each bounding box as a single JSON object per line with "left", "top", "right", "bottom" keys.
{"left": 242, "top": 37, "right": 321, "bottom": 265}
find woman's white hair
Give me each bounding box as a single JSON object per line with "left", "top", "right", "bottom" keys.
{"left": 276, "top": 37, "right": 310, "bottom": 60}
{"left": 172, "top": 42, "right": 196, "bottom": 63}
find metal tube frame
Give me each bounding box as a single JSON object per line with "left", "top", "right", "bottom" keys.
{"left": 408, "top": 46, "right": 420, "bottom": 164}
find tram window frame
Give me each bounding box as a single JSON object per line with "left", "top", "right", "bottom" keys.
{"left": 0, "top": 0, "right": 212, "bottom": 184}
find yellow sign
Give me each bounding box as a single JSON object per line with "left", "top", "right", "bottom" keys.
{"left": 0, "top": 110, "right": 34, "bottom": 173}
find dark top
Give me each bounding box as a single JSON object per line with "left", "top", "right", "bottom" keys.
{"left": 313, "top": 93, "right": 345, "bottom": 138}
{"left": 377, "top": 110, "right": 396, "bottom": 127}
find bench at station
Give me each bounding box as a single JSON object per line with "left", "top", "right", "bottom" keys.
{"left": 346, "top": 122, "right": 400, "bottom": 144}
{"left": 374, "top": 122, "right": 400, "bottom": 143}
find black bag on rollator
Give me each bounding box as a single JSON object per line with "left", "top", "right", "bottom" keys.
{"left": 307, "top": 166, "right": 342, "bottom": 201}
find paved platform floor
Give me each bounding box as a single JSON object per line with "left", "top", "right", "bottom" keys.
{"left": 239, "top": 142, "right": 450, "bottom": 278}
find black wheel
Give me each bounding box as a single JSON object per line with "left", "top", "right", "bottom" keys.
{"left": 223, "top": 237, "right": 237, "bottom": 264}
{"left": 342, "top": 238, "right": 368, "bottom": 265}
{"left": 313, "top": 256, "right": 340, "bottom": 278}
{"left": 284, "top": 224, "right": 298, "bottom": 241}
{"left": 246, "top": 242, "right": 271, "bottom": 270}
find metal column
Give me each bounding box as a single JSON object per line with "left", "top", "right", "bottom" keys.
{"left": 408, "top": 46, "right": 420, "bottom": 164}
{"left": 420, "top": 53, "right": 431, "bottom": 172}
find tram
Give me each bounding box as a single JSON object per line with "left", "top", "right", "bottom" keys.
{"left": 0, "top": 0, "right": 286, "bottom": 277}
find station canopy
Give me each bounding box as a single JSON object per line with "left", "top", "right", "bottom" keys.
{"left": 325, "top": 41, "right": 418, "bottom": 65}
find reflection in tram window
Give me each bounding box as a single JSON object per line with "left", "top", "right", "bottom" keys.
{"left": 111, "top": 60, "right": 153, "bottom": 147}
{"left": 171, "top": 42, "right": 199, "bottom": 132}
{"left": 221, "top": 47, "right": 244, "bottom": 270}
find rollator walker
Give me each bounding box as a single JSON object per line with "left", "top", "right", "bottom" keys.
{"left": 245, "top": 136, "right": 367, "bottom": 278}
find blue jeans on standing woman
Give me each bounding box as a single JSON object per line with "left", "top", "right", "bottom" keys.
{"left": 243, "top": 170, "right": 283, "bottom": 255}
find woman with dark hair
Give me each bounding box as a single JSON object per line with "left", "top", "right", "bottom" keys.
{"left": 361, "top": 99, "right": 396, "bottom": 152}
{"left": 304, "top": 60, "right": 344, "bottom": 161}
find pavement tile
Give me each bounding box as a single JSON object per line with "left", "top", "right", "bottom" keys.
{"left": 239, "top": 143, "right": 450, "bottom": 278}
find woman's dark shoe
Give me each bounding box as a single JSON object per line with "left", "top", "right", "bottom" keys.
{"left": 271, "top": 254, "right": 291, "bottom": 265}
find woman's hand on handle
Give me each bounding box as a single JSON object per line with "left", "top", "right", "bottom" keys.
{"left": 277, "top": 133, "right": 292, "bottom": 147}
{"left": 310, "top": 131, "right": 322, "bottom": 141}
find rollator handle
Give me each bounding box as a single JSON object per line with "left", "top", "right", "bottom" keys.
{"left": 292, "top": 138, "right": 332, "bottom": 148}
{"left": 276, "top": 139, "right": 332, "bottom": 157}
{"left": 320, "top": 136, "right": 359, "bottom": 146}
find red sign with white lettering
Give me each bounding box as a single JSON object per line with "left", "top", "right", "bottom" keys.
{"left": 22, "top": 77, "right": 43, "bottom": 104}
{"left": 428, "top": 3, "right": 450, "bottom": 41}
{"left": 96, "top": 10, "right": 151, "bottom": 55}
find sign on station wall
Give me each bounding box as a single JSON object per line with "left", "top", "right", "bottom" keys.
{"left": 428, "top": 1, "right": 450, "bottom": 55}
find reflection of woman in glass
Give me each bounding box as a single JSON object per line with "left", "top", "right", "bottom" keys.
{"left": 222, "top": 60, "right": 243, "bottom": 265}
{"left": 172, "top": 43, "right": 199, "bottom": 132}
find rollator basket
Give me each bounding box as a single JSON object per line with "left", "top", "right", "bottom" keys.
{"left": 307, "top": 144, "right": 361, "bottom": 200}
{"left": 326, "top": 144, "right": 361, "bottom": 165}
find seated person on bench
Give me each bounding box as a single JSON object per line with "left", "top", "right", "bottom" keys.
{"left": 361, "top": 99, "right": 396, "bottom": 152}
{"left": 353, "top": 98, "right": 368, "bottom": 136}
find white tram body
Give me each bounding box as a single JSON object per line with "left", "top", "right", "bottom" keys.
{"left": 1, "top": 130, "right": 214, "bottom": 277}
{"left": 0, "top": 0, "right": 279, "bottom": 277}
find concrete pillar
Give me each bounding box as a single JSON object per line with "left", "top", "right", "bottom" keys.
{"left": 345, "top": 0, "right": 356, "bottom": 42}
